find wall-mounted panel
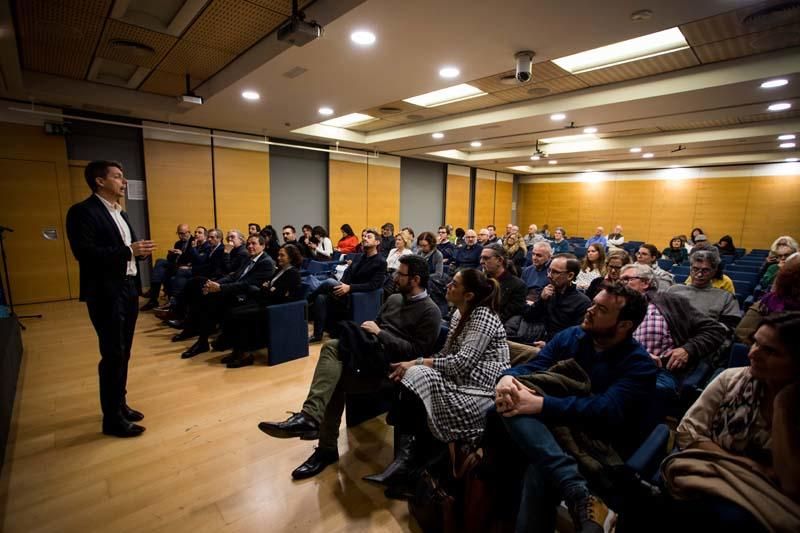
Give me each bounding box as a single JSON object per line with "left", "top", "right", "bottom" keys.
{"left": 270, "top": 144, "right": 327, "bottom": 235}
{"left": 692, "top": 177, "right": 751, "bottom": 246}
{"left": 577, "top": 180, "right": 617, "bottom": 238}
{"left": 494, "top": 173, "right": 514, "bottom": 228}
{"left": 445, "top": 165, "right": 470, "bottom": 230}
{"left": 329, "top": 159, "right": 367, "bottom": 237}
{"left": 474, "top": 169, "right": 496, "bottom": 230}
{"left": 400, "top": 158, "right": 445, "bottom": 233}
{"left": 366, "top": 160, "right": 400, "bottom": 232}
{"left": 610, "top": 180, "right": 653, "bottom": 243}
{"left": 214, "top": 146, "right": 270, "bottom": 233}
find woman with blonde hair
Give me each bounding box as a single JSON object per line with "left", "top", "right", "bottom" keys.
{"left": 503, "top": 232, "right": 527, "bottom": 275}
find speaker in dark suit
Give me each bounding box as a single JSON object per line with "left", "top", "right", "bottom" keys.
{"left": 65, "top": 160, "right": 155, "bottom": 438}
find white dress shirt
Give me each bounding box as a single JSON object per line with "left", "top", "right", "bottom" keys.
{"left": 95, "top": 194, "right": 136, "bottom": 276}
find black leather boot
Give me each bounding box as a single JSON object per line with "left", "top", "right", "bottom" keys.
{"left": 363, "top": 432, "right": 416, "bottom": 486}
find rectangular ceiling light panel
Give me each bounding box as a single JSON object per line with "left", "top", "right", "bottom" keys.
{"left": 403, "top": 83, "right": 487, "bottom": 107}
{"left": 553, "top": 27, "right": 689, "bottom": 74}
{"left": 320, "top": 113, "right": 376, "bottom": 127}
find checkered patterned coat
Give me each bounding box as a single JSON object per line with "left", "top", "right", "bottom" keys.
{"left": 402, "top": 306, "right": 510, "bottom": 443}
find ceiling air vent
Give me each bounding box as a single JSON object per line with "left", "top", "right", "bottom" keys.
{"left": 283, "top": 66, "right": 308, "bottom": 79}
{"left": 109, "top": 39, "right": 156, "bottom": 57}
{"left": 741, "top": 2, "right": 800, "bottom": 31}
{"left": 378, "top": 107, "right": 403, "bottom": 114}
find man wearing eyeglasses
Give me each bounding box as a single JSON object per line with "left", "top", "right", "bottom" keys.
{"left": 620, "top": 263, "right": 727, "bottom": 401}
{"left": 667, "top": 249, "right": 740, "bottom": 329}
{"left": 453, "top": 229, "right": 482, "bottom": 271}
{"left": 141, "top": 223, "right": 192, "bottom": 311}
{"left": 436, "top": 226, "right": 456, "bottom": 266}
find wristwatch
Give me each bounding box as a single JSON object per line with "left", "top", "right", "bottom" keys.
{"left": 415, "top": 357, "right": 424, "bottom": 366}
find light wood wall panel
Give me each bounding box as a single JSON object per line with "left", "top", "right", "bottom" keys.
{"left": 0, "top": 122, "right": 73, "bottom": 303}
{"left": 329, "top": 160, "right": 367, "bottom": 238}
{"left": 474, "top": 176, "right": 496, "bottom": 230}
{"left": 518, "top": 172, "right": 800, "bottom": 250}
{"left": 494, "top": 180, "right": 513, "bottom": 228}
{"left": 366, "top": 164, "right": 400, "bottom": 231}
{"left": 144, "top": 140, "right": 215, "bottom": 253}
{"left": 213, "top": 146, "right": 270, "bottom": 233}
{"left": 445, "top": 173, "right": 470, "bottom": 230}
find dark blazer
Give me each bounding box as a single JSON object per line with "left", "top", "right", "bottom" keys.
{"left": 258, "top": 267, "right": 303, "bottom": 306}
{"left": 342, "top": 252, "right": 387, "bottom": 292}
{"left": 218, "top": 253, "right": 276, "bottom": 295}
{"left": 223, "top": 245, "right": 249, "bottom": 276}
{"left": 168, "top": 238, "right": 193, "bottom": 265}
{"left": 66, "top": 195, "right": 140, "bottom": 302}
{"left": 192, "top": 243, "right": 226, "bottom": 278}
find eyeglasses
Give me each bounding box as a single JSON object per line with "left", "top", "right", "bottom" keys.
{"left": 776, "top": 253, "right": 793, "bottom": 261}
{"left": 547, "top": 268, "right": 567, "bottom": 276}
{"left": 635, "top": 251, "right": 650, "bottom": 257}
{"left": 437, "top": 230, "right": 447, "bottom": 234}
{"left": 690, "top": 266, "right": 713, "bottom": 276}
{"left": 393, "top": 271, "right": 410, "bottom": 277}
{"left": 619, "top": 276, "right": 642, "bottom": 283}
{"left": 607, "top": 265, "right": 623, "bottom": 271}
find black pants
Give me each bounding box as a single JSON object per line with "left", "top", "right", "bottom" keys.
{"left": 86, "top": 278, "right": 138, "bottom": 422}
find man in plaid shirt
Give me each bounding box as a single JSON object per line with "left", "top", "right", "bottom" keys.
{"left": 619, "top": 263, "right": 727, "bottom": 400}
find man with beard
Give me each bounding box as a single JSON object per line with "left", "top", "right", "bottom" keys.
{"left": 495, "top": 284, "right": 654, "bottom": 533}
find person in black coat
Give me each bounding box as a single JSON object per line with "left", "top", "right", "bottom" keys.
{"left": 179, "top": 234, "right": 276, "bottom": 358}
{"left": 219, "top": 244, "right": 305, "bottom": 368}
{"left": 141, "top": 223, "right": 191, "bottom": 310}
{"left": 65, "top": 160, "right": 156, "bottom": 438}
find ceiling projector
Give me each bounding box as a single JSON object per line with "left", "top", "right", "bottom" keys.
{"left": 277, "top": 17, "right": 322, "bottom": 46}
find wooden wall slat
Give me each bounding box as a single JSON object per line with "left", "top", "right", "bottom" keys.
{"left": 445, "top": 173, "right": 470, "bottom": 230}
{"left": 213, "top": 146, "right": 270, "bottom": 234}
{"left": 329, "top": 160, "right": 367, "bottom": 239}
{"left": 473, "top": 177, "right": 496, "bottom": 230}
{"left": 366, "top": 164, "right": 400, "bottom": 232}
{"left": 494, "top": 180, "right": 513, "bottom": 228}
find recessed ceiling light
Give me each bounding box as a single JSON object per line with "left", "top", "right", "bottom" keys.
{"left": 439, "top": 66, "right": 460, "bottom": 78}
{"left": 780, "top": 142, "right": 797, "bottom": 148}
{"left": 318, "top": 107, "right": 334, "bottom": 116}
{"left": 761, "top": 79, "right": 788, "bottom": 89}
{"left": 642, "top": 152, "right": 654, "bottom": 158}
{"left": 670, "top": 165, "right": 682, "bottom": 168}
{"left": 550, "top": 113, "right": 566, "bottom": 121}
{"left": 404, "top": 83, "right": 486, "bottom": 107}
{"left": 768, "top": 102, "right": 792, "bottom": 111}
{"left": 470, "top": 141, "right": 482, "bottom": 147}
{"left": 785, "top": 157, "right": 799, "bottom": 162}
{"left": 548, "top": 160, "right": 558, "bottom": 165}
{"left": 583, "top": 127, "right": 598, "bottom": 134}
{"left": 552, "top": 27, "right": 689, "bottom": 74}
{"left": 629, "top": 147, "right": 642, "bottom": 153}
{"left": 241, "top": 90, "right": 260, "bottom": 101}
{"left": 432, "top": 132, "right": 444, "bottom": 139}
{"left": 778, "top": 134, "right": 796, "bottom": 140}
{"left": 351, "top": 30, "right": 376, "bottom": 46}
{"left": 530, "top": 155, "right": 540, "bottom": 161}
{"left": 320, "top": 112, "right": 376, "bottom": 127}
{"left": 541, "top": 133, "right": 597, "bottom": 143}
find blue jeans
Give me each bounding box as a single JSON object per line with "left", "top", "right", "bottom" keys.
{"left": 501, "top": 414, "right": 587, "bottom": 532}
{"left": 655, "top": 369, "right": 678, "bottom": 399}
{"left": 310, "top": 278, "right": 342, "bottom": 338}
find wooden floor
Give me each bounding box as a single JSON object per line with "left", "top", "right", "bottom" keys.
{"left": 0, "top": 300, "right": 414, "bottom": 532}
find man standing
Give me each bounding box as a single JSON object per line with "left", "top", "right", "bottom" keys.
{"left": 66, "top": 160, "right": 155, "bottom": 438}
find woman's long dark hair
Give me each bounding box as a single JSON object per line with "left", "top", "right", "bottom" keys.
{"left": 451, "top": 268, "right": 500, "bottom": 340}
{"left": 340, "top": 223, "right": 355, "bottom": 237}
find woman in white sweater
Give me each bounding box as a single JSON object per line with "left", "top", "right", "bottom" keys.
{"left": 386, "top": 233, "right": 413, "bottom": 270}
{"left": 312, "top": 225, "right": 333, "bottom": 259}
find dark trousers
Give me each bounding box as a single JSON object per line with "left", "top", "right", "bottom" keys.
{"left": 148, "top": 259, "right": 174, "bottom": 303}
{"left": 86, "top": 278, "right": 138, "bottom": 422}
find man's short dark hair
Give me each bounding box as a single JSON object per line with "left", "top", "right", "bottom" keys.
{"left": 484, "top": 242, "right": 506, "bottom": 259}
{"left": 364, "top": 227, "right": 380, "bottom": 239}
{"left": 248, "top": 234, "right": 266, "bottom": 246}
{"left": 382, "top": 222, "right": 395, "bottom": 232}
{"left": 553, "top": 253, "right": 580, "bottom": 278}
{"left": 417, "top": 231, "right": 437, "bottom": 249}
{"left": 399, "top": 254, "right": 430, "bottom": 288}
{"left": 282, "top": 225, "right": 296, "bottom": 233}
{"left": 601, "top": 283, "right": 648, "bottom": 334}
{"left": 84, "top": 160, "right": 123, "bottom": 192}
{"left": 195, "top": 225, "right": 207, "bottom": 234}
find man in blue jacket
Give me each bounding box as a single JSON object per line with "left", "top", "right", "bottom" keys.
{"left": 495, "top": 283, "right": 654, "bottom": 533}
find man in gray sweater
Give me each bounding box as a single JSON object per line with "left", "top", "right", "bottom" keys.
{"left": 258, "top": 254, "right": 442, "bottom": 479}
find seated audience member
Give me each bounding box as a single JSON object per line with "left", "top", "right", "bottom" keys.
{"left": 607, "top": 225, "right": 625, "bottom": 251}
{"left": 247, "top": 223, "right": 261, "bottom": 237}
{"left": 436, "top": 226, "right": 456, "bottom": 266}
{"left": 258, "top": 255, "right": 441, "bottom": 479}
{"left": 454, "top": 229, "right": 482, "bottom": 270}
{"left": 477, "top": 228, "right": 490, "bottom": 246}
{"left": 454, "top": 227, "right": 466, "bottom": 247}
{"left": 551, "top": 226, "right": 570, "bottom": 254}
{"left": 645, "top": 313, "right": 800, "bottom": 532}
{"left": 761, "top": 236, "right": 798, "bottom": 289}
{"left": 684, "top": 263, "right": 736, "bottom": 294}
{"left": 335, "top": 223, "right": 359, "bottom": 253}
{"left": 401, "top": 227, "right": 417, "bottom": 253}
{"left": 189, "top": 228, "right": 226, "bottom": 279}
{"left": 178, "top": 235, "right": 276, "bottom": 358}
{"left": 586, "top": 249, "right": 631, "bottom": 300}
{"left": 141, "top": 223, "right": 192, "bottom": 311}
{"left": 495, "top": 284, "right": 653, "bottom": 533}
{"left": 299, "top": 224, "right": 313, "bottom": 249}
{"left": 689, "top": 234, "right": 712, "bottom": 254}
{"left": 662, "top": 236, "right": 689, "bottom": 265}
{"left": 667, "top": 249, "right": 740, "bottom": 329}
{"left": 621, "top": 264, "right": 727, "bottom": 401}
{"left": 487, "top": 224, "right": 500, "bottom": 245}
{"left": 541, "top": 224, "right": 552, "bottom": 239}
{"left": 218, "top": 244, "right": 304, "bottom": 368}
{"left": 375, "top": 269, "right": 509, "bottom": 490}
{"left": 311, "top": 225, "right": 333, "bottom": 260}
{"left": 737, "top": 252, "right": 800, "bottom": 343}
{"left": 281, "top": 225, "right": 298, "bottom": 246}
{"left": 576, "top": 243, "right": 606, "bottom": 291}
{"left": 502, "top": 232, "right": 527, "bottom": 275}
{"left": 386, "top": 233, "right": 412, "bottom": 271}
{"left": 380, "top": 223, "right": 395, "bottom": 259}
{"left": 586, "top": 226, "right": 607, "bottom": 248}
{"left": 261, "top": 226, "right": 280, "bottom": 262}
{"left": 308, "top": 229, "right": 386, "bottom": 342}
{"left": 636, "top": 244, "right": 674, "bottom": 291}
{"left": 521, "top": 241, "right": 552, "bottom": 300}
{"left": 716, "top": 234, "right": 738, "bottom": 257}
{"left": 686, "top": 227, "right": 705, "bottom": 252}
{"left": 223, "top": 230, "right": 250, "bottom": 275}
{"left": 158, "top": 226, "right": 211, "bottom": 309}
{"left": 480, "top": 244, "right": 526, "bottom": 326}
{"left": 524, "top": 224, "right": 545, "bottom": 248}
{"left": 417, "top": 231, "right": 444, "bottom": 275}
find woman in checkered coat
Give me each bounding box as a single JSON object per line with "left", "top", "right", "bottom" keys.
{"left": 389, "top": 268, "right": 510, "bottom": 445}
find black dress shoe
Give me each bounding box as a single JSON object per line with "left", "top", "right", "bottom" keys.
{"left": 181, "top": 340, "right": 209, "bottom": 359}
{"left": 171, "top": 329, "right": 196, "bottom": 342}
{"left": 102, "top": 419, "right": 146, "bottom": 438}
{"left": 226, "top": 353, "right": 254, "bottom": 368}
{"left": 121, "top": 405, "right": 144, "bottom": 422}
{"left": 291, "top": 447, "right": 338, "bottom": 480}
{"left": 167, "top": 319, "right": 185, "bottom": 330}
{"left": 257, "top": 412, "right": 319, "bottom": 440}
{"left": 211, "top": 335, "right": 231, "bottom": 352}
{"left": 220, "top": 351, "right": 240, "bottom": 364}
{"left": 140, "top": 301, "right": 158, "bottom": 311}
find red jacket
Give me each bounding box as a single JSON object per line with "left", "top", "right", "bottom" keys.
{"left": 337, "top": 235, "right": 359, "bottom": 253}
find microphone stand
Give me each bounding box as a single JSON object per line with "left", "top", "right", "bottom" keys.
{"left": 0, "top": 226, "right": 43, "bottom": 330}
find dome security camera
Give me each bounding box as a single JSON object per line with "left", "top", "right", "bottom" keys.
{"left": 515, "top": 51, "right": 534, "bottom": 83}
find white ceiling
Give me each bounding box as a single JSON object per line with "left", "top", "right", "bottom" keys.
{"left": 2, "top": 0, "right": 799, "bottom": 173}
